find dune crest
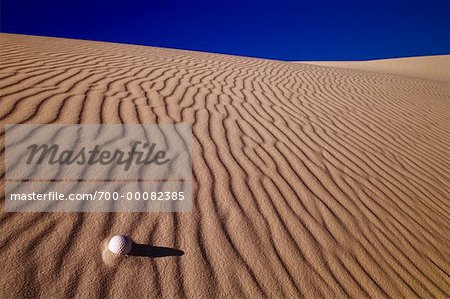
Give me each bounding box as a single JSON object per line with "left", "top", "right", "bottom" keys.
{"left": 1, "top": 34, "right": 449, "bottom": 298}
{"left": 301, "top": 55, "right": 450, "bottom": 83}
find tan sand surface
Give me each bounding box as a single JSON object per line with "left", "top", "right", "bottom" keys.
{"left": 0, "top": 34, "right": 449, "bottom": 298}
{"left": 302, "top": 55, "right": 450, "bottom": 83}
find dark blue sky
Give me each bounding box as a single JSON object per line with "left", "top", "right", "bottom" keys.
{"left": 1, "top": 0, "right": 449, "bottom": 60}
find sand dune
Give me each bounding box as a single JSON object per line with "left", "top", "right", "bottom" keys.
{"left": 0, "top": 33, "right": 449, "bottom": 298}
{"left": 302, "top": 55, "right": 450, "bottom": 83}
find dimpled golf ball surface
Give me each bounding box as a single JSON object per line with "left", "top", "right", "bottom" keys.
{"left": 108, "top": 235, "right": 132, "bottom": 255}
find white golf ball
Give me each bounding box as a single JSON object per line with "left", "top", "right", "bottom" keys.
{"left": 108, "top": 235, "right": 132, "bottom": 255}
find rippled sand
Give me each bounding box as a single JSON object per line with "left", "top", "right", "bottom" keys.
{"left": 1, "top": 34, "right": 449, "bottom": 298}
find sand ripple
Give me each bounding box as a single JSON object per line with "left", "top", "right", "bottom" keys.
{"left": 0, "top": 34, "right": 449, "bottom": 298}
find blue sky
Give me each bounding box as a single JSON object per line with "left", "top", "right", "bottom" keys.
{"left": 1, "top": 0, "right": 449, "bottom": 60}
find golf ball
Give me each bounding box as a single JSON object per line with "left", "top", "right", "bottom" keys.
{"left": 108, "top": 235, "right": 132, "bottom": 255}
